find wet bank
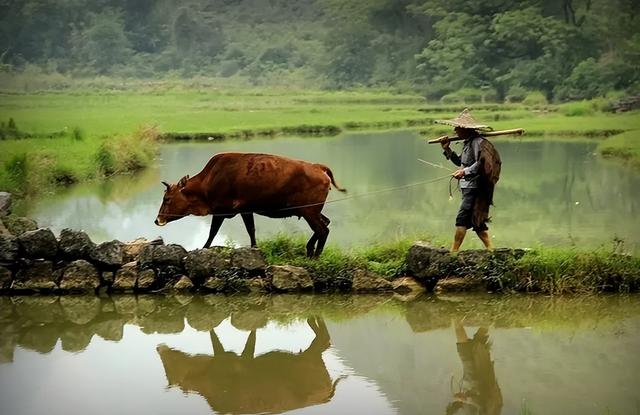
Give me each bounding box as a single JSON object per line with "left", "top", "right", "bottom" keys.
{"left": 1, "top": 220, "right": 638, "bottom": 296}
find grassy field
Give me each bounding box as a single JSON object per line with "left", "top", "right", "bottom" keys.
{"left": 0, "top": 90, "right": 426, "bottom": 136}
{"left": 1, "top": 88, "right": 639, "bottom": 197}
{"left": 597, "top": 130, "right": 640, "bottom": 168}
{"left": 2, "top": 90, "right": 639, "bottom": 136}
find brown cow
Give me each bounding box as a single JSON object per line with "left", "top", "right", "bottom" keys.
{"left": 154, "top": 152, "right": 346, "bottom": 257}
{"left": 156, "top": 317, "right": 345, "bottom": 414}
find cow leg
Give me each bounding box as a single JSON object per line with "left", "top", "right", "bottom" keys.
{"left": 313, "top": 217, "right": 330, "bottom": 257}
{"left": 306, "top": 316, "right": 330, "bottom": 354}
{"left": 304, "top": 215, "right": 329, "bottom": 256}
{"left": 241, "top": 329, "right": 256, "bottom": 359}
{"left": 306, "top": 234, "right": 318, "bottom": 258}
{"left": 303, "top": 212, "right": 329, "bottom": 258}
{"left": 241, "top": 213, "right": 257, "bottom": 247}
{"left": 321, "top": 214, "right": 331, "bottom": 226}
{"left": 204, "top": 216, "right": 225, "bottom": 248}
{"left": 210, "top": 329, "right": 225, "bottom": 356}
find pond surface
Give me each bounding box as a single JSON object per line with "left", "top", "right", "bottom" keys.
{"left": 0, "top": 294, "right": 639, "bottom": 415}
{"left": 26, "top": 131, "right": 640, "bottom": 252}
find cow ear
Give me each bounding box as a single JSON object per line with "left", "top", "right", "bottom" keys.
{"left": 177, "top": 175, "right": 189, "bottom": 188}
{"left": 161, "top": 181, "right": 170, "bottom": 190}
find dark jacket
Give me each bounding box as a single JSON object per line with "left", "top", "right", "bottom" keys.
{"left": 444, "top": 134, "right": 483, "bottom": 189}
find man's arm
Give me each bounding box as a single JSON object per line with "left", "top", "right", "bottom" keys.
{"left": 445, "top": 149, "right": 462, "bottom": 166}
{"left": 441, "top": 136, "right": 461, "bottom": 167}
{"left": 462, "top": 137, "right": 482, "bottom": 177}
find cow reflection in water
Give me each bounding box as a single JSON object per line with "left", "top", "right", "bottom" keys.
{"left": 157, "top": 317, "right": 343, "bottom": 414}
{"left": 446, "top": 320, "right": 503, "bottom": 415}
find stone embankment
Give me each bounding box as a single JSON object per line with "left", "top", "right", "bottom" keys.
{"left": 0, "top": 223, "right": 321, "bottom": 294}
{"left": 7, "top": 192, "right": 625, "bottom": 296}
{"left": 0, "top": 221, "right": 526, "bottom": 296}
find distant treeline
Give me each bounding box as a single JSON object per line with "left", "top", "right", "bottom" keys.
{"left": 0, "top": 0, "right": 638, "bottom": 100}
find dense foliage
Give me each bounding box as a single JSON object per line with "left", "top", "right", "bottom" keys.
{"left": 0, "top": 0, "right": 638, "bottom": 99}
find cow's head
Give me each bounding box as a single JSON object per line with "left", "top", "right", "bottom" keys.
{"left": 154, "top": 175, "right": 200, "bottom": 226}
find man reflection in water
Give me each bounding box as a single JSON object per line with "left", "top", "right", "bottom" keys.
{"left": 446, "top": 320, "right": 503, "bottom": 415}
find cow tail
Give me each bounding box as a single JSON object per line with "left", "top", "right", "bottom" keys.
{"left": 320, "top": 165, "right": 347, "bottom": 193}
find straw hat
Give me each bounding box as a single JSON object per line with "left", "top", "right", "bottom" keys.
{"left": 435, "top": 108, "right": 492, "bottom": 131}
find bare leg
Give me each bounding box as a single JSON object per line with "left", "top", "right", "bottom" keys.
{"left": 204, "top": 216, "right": 225, "bottom": 248}
{"left": 476, "top": 230, "right": 494, "bottom": 251}
{"left": 453, "top": 319, "right": 469, "bottom": 342}
{"left": 241, "top": 213, "right": 257, "bottom": 247}
{"left": 451, "top": 226, "right": 467, "bottom": 252}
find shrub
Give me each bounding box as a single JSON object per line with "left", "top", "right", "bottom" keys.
{"left": 559, "top": 100, "right": 595, "bottom": 117}
{"left": 522, "top": 91, "right": 547, "bottom": 106}
{"left": 95, "top": 142, "right": 116, "bottom": 175}
{"left": 441, "top": 87, "right": 498, "bottom": 104}
{"left": 505, "top": 85, "right": 528, "bottom": 103}
{"left": 440, "top": 93, "right": 464, "bottom": 105}
{"left": 0, "top": 117, "right": 27, "bottom": 139}
{"left": 219, "top": 60, "right": 241, "bottom": 77}
{"left": 553, "top": 58, "right": 620, "bottom": 101}
{"left": 72, "top": 127, "right": 85, "bottom": 141}
{"left": 5, "top": 153, "right": 28, "bottom": 188}
{"left": 52, "top": 166, "right": 78, "bottom": 185}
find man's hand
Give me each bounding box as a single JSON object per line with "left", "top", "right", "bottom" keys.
{"left": 453, "top": 169, "right": 465, "bottom": 179}
{"left": 439, "top": 136, "right": 450, "bottom": 150}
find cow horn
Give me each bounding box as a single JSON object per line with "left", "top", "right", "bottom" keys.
{"left": 161, "top": 181, "right": 170, "bottom": 189}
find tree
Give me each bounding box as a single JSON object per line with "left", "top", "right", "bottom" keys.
{"left": 415, "top": 12, "right": 490, "bottom": 97}
{"left": 172, "top": 6, "right": 225, "bottom": 67}
{"left": 325, "top": 25, "right": 376, "bottom": 87}
{"left": 74, "top": 10, "right": 132, "bottom": 74}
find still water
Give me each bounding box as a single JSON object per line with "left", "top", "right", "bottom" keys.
{"left": 26, "top": 131, "right": 640, "bottom": 252}
{"left": 0, "top": 294, "right": 639, "bottom": 415}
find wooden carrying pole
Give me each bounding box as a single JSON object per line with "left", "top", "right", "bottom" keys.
{"left": 427, "top": 128, "right": 525, "bottom": 144}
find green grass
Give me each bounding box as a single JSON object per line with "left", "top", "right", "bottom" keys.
{"left": 493, "top": 247, "right": 640, "bottom": 294}
{"left": 597, "top": 130, "right": 640, "bottom": 167}
{"left": 4, "top": 89, "right": 638, "bottom": 139}
{"left": 0, "top": 90, "right": 428, "bottom": 137}
{"left": 259, "top": 235, "right": 640, "bottom": 294}
{"left": 259, "top": 234, "right": 423, "bottom": 290}
{"left": 0, "top": 126, "right": 159, "bottom": 196}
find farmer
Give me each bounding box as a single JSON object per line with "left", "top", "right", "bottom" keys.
{"left": 436, "top": 109, "right": 501, "bottom": 252}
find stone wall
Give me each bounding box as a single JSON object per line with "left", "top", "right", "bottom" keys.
{"left": 0, "top": 192, "right": 577, "bottom": 296}
{"left": 0, "top": 218, "right": 412, "bottom": 294}
{"left": 0, "top": 191, "right": 588, "bottom": 296}
{"left": 406, "top": 241, "right": 528, "bottom": 292}
{"left": 0, "top": 225, "right": 303, "bottom": 294}
{"left": 0, "top": 219, "right": 533, "bottom": 295}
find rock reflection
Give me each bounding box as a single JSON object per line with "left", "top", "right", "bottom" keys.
{"left": 447, "top": 321, "right": 502, "bottom": 415}
{"left": 0, "top": 294, "right": 392, "bottom": 364}
{"left": 157, "top": 316, "right": 343, "bottom": 414}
